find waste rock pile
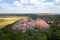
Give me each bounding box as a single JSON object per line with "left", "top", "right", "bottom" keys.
{"left": 11, "top": 18, "right": 49, "bottom": 32}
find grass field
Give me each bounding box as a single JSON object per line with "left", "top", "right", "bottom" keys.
{"left": 0, "top": 16, "right": 28, "bottom": 28}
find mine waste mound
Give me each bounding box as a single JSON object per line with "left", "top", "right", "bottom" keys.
{"left": 11, "top": 18, "right": 49, "bottom": 32}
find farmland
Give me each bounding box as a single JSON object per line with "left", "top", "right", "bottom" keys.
{"left": 0, "top": 15, "right": 28, "bottom": 28}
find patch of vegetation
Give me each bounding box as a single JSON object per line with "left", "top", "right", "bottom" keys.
{"left": 0, "top": 19, "right": 4, "bottom": 22}
{"left": 0, "top": 24, "right": 60, "bottom": 40}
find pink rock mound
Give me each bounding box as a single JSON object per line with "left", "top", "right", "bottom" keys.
{"left": 11, "top": 18, "right": 50, "bottom": 32}
{"left": 36, "top": 19, "right": 49, "bottom": 30}
{"left": 36, "top": 20, "right": 49, "bottom": 27}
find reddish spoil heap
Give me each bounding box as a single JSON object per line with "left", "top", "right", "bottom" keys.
{"left": 11, "top": 18, "right": 49, "bottom": 32}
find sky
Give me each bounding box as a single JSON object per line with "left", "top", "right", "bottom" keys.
{"left": 0, "top": 0, "right": 60, "bottom": 14}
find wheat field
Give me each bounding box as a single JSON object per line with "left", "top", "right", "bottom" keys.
{"left": 0, "top": 16, "right": 28, "bottom": 28}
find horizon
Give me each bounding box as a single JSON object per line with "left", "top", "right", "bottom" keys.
{"left": 0, "top": 13, "right": 60, "bottom": 14}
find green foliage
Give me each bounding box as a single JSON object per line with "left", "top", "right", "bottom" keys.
{"left": 47, "top": 26, "right": 60, "bottom": 40}
{"left": 0, "top": 24, "right": 60, "bottom": 40}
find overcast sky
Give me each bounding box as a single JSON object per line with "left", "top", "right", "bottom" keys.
{"left": 0, "top": 0, "right": 60, "bottom": 14}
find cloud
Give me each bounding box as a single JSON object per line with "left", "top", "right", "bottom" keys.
{"left": 54, "top": 0, "right": 60, "bottom": 6}
{"left": 0, "top": 0, "right": 2, "bottom": 2}
{"left": 13, "top": 1, "right": 21, "bottom": 6}
{"left": 0, "top": 0, "right": 60, "bottom": 13}
{"left": 0, "top": 0, "right": 3, "bottom": 3}
{"left": 20, "top": 0, "right": 29, "bottom": 3}
{"left": 41, "top": 0, "right": 45, "bottom": 1}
